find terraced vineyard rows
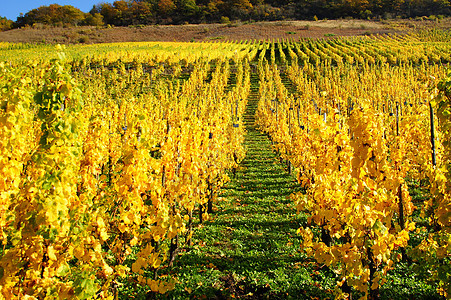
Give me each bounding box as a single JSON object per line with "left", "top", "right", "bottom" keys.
{"left": 0, "top": 32, "right": 450, "bottom": 299}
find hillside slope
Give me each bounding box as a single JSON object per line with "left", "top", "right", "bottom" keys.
{"left": 0, "top": 19, "right": 421, "bottom": 44}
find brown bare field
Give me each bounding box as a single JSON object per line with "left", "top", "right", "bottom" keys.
{"left": 0, "top": 18, "right": 449, "bottom": 44}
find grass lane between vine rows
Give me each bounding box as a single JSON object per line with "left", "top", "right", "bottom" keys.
{"left": 145, "top": 74, "right": 338, "bottom": 300}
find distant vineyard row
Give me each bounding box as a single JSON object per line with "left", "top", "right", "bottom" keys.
{"left": 2, "top": 30, "right": 451, "bottom": 66}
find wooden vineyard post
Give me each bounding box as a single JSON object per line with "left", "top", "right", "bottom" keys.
{"left": 185, "top": 173, "right": 195, "bottom": 248}
{"left": 288, "top": 106, "right": 293, "bottom": 135}
{"left": 368, "top": 247, "right": 380, "bottom": 300}
{"left": 108, "top": 119, "right": 112, "bottom": 187}
{"left": 395, "top": 102, "right": 407, "bottom": 260}
{"left": 430, "top": 102, "right": 437, "bottom": 166}
{"left": 186, "top": 206, "right": 193, "bottom": 247}
{"left": 121, "top": 112, "right": 128, "bottom": 142}
{"left": 199, "top": 203, "right": 205, "bottom": 224}
{"left": 396, "top": 102, "right": 400, "bottom": 137}
{"left": 296, "top": 105, "right": 302, "bottom": 129}
{"left": 168, "top": 203, "right": 179, "bottom": 267}
{"left": 398, "top": 184, "right": 407, "bottom": 261}
{"left": 161, "top": 117, "right": 168, "bottom": 264}
{"left": 269, "top": 99, "right": 276, "bottom": 145}
{"left": 207, "top": 181, "right": 214, "bottom": 214}
{"left": 207, "top": 132, "right": 214, "bottom": 213}
{"left": 347, "top": 98, "right": 352, "bottom": 118}
{"left": 288, "top": 106, "right": 293, "bottom": 175}
{"left": 199, "top": 154, "right": 206, "bottom": 225}
{"left": 162, "top": 118, "right": 178, "bottom": 267}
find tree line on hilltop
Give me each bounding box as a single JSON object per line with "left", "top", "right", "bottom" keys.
{"left": 1, "top": 0, "right": 451, "bottom": 31}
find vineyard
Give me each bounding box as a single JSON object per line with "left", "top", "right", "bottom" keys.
{"left": 0, "top": 31, "right": 450, "bottom": 299}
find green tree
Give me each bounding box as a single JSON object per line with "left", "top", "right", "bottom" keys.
{"left": 343, "top": 0, "right": 371, "bottom": 17}
{"left": 83, "top": 13, "right": 105, "bottom": 26}
{"left": 90, "top": 3, "right": 120, "bottom": 25}
{"left": 174, "top": 0, "right": 200, "bottom": 23}
{"left": 228, "top": 0, "right": 253, "bottom": 19}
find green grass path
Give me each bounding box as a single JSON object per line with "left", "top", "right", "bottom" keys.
{"left": 161, "top": 73, "right": 337, "bottom": 299}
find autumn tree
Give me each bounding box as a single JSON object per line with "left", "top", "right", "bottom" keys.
{"left": 158, "top": 0, "right": 176, "bottom": 16}
{"left": 16, "top": 4, "right": 86, "bottom": 27}
{"left": 129, "top": 1, "right": 154, "bottom": 24}
{"left": 0, "top": 17, "right": 13, "bottom": 31}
